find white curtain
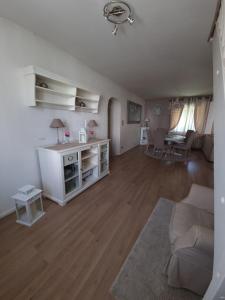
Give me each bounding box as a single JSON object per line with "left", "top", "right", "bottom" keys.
{"left": 173, "top": 100, "right": 195, "bottom": 133}
{"left": 170, "top": 104, "right": 184, "bottom": 130}
{"left": 172, "top": 96, "right": 211, "bottom": 134}
{"left": 194, "top": 97, "right": 211, "bottom": 134}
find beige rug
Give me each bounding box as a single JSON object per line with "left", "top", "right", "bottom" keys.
{"left": 111, "top": 198, "right": 201, "bottom": 300}
{"left": 145, "top": 149, "right": 186, "bottom": 162}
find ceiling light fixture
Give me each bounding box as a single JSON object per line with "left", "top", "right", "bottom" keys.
{"left": 103, "top": 1, "right": 135, "bottom": 36}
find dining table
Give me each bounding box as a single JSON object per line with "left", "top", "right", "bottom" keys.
{"left": 164, "top": 134, "right": 186, "bottom": 161}
{"left": 165, "top": 134, "right": 185, "bottom": 145}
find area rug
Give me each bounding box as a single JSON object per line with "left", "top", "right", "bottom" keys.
{"left": 111, "top": 198, "right": 201, "bottom": 300}
{"left": 145, "top": 149, "right": 186, "bottom": 162}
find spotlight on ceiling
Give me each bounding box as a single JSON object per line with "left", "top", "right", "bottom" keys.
{"left": 103, "top": 1, "right": 135, "bottom": 36}
{"left": 112, "top": 24, "right": 119, "bottom": 36}
{"left": 127, "top": 17, "right": 135, "bottom": 24}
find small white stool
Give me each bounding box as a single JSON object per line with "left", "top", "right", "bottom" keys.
{"left": 12, "top": 186, "right": 45, "bottom": 227}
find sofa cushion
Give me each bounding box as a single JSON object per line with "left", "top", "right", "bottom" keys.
{"left": 202, "top": 134, "right": 214, "bottom": 162}
{"left": 169, "top": 202, "right": 214, "bottom": 245}
{"left": 174, "top": 225, "right": 214, "bottom": 256}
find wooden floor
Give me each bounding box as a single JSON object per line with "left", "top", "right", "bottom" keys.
{"left": 0, "top": 147, "right": 213, "bottom": 300}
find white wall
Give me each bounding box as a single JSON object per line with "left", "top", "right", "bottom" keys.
{"left": 108, "top": 98, "right": 121, "bottom": 156}
{"left": 145, "top": 99, "right": 170, "bottom": 130}
{"left": 0, "top": 17, "right": 145, "bottom": 218}
{"left": 204, "top": 31, "right": 225, "bottom": 300}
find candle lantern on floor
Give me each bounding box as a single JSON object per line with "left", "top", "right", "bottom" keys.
{"left": 12, "top": 185, "right": 45, "bottom": 227}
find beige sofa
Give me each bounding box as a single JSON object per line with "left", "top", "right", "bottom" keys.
{"left": 202, "top": 134, "right": 214, "bottom": 162}
{"left": 192, "top": 133, "right": 214, "bottom": 162}
{"left": 165, "top": 184, "right": 214, "bottom": 296}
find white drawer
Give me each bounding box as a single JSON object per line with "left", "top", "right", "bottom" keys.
{"left": 63, "top": 153, "right": 78, "bottom": 166}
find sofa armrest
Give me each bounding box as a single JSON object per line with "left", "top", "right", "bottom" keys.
{"left": 182, "top": 184, "right": 214, "bottom": 214}
{"left": 175, "top": 225, "right": 214, "bottom": 256}
{"left": 202, "top": 134, "right": 214, "bottom": 162}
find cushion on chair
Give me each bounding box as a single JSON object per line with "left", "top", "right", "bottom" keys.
{"left": 169, "top": 202, "right": 214, "bottom": 245}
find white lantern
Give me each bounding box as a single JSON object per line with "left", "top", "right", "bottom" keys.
{"left": 79, "top": 128, "right": 87, "bottom": 144}
{"left": 12, "top": 185, "right": 45, "bottom": 227}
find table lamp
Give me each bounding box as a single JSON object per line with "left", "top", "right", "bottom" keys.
{"left": 50, "top": 118, "right": 65, "bottom": 144}
{"left": 144, "top": 118, "right": 150, "bottom": 127}
{"left": 87, "top": 120, "right": 98, "bottom": 139}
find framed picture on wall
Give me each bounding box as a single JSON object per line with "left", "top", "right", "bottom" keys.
{"left": 153, "top": 105, "right": 161, "bottom": 116}
{"left": 127, "top": 101, "right": 142, "bottom": 124}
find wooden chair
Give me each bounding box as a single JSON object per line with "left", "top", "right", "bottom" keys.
{"left": 173, "top": 131, "right": 195, "bottom": 161}
{"left": 185, "top": 130, "right": 195, "bottom": 142}
{"left": 152, "top": 128, "right": 170, "bottom": 159}
{"left": 146, "top": 128, "right": 154, "bottom": 152}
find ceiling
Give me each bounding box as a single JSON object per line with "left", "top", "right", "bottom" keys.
{"left": 0, "top": 0, "right": 217, "bottom": 99}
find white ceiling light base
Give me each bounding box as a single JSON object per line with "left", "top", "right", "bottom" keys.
{"left": 103, "top": 1, "right": 135, "bottom": 36}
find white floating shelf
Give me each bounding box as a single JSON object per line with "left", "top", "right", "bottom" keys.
{"left": 36, "top": 100, "right": 75, "bottom": 108}
{"left": 24, "top": 66, "right": 100, "bottom": 113}
{"left": 76, "top": 95, "right": 98, "bottom": 102}
{"left": 36, "top": 85, "right": 75, "bottom": 98}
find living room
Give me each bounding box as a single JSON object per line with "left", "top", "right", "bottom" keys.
{"left": 0, "top": 1, "right": 224, "bottom": 299}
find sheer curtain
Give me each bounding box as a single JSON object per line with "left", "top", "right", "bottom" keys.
{"left": 194, "top": 97, "right": 211, "bottom": 133}
{"left": 173, "top": 101, "right": 195, "bottom": 133}
{"left": 170, "top": 105, "right": 184, "bottom": 130}
{"left": 170, "top": 96, "right": 211, "bottom": 134}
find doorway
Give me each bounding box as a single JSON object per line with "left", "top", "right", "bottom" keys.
{"left": 108, "top": 97, "right": 121, "bottom": 157}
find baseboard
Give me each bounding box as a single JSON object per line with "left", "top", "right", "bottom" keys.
{"left": 0, "top": 207, "right": 15, "bottom": 219}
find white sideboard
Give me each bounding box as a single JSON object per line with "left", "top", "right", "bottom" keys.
{"left": 38, "top": 139, "right": 109, "bottom": 206}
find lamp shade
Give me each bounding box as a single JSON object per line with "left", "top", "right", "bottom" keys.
{"left": 87, "top": 120, "right": 98, "bottom": 128}
{"left": 50, "top": 119, "right": 65, "bottom": 128}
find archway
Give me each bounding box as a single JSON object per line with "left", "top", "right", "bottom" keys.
{"left": 108, "top": 97, "right": 121, "bottom": 157}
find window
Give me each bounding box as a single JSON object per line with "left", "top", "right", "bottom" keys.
{"left": 173, "top": 102, "right": 195, "bottom": 133}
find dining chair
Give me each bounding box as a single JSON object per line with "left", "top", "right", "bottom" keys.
{"left": 173, "top": 131, "right": 195, "bottom": 161}
{"left": 185, "top": 130, "right": 195, "bottom": 142}
{"left": 152, "top": 128, "right": 170, "bottom": 159}
{"left": 146, "top": 129, "right": 154, "bottom": 152}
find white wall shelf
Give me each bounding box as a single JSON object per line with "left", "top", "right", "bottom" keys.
{"left": 76, "top": 95, "right": 99, "bottom": 102}
{"left": 35, "top": 85, "right": 75, "bottom": 98}
{"left": 75, "top": 87, "right": 100, "bottom": 113}
{"left": 36, "top": 100, "right": 75, "bottom": 108}
{"left": 24, "top": 66, "right": 100, "bottom": 113}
